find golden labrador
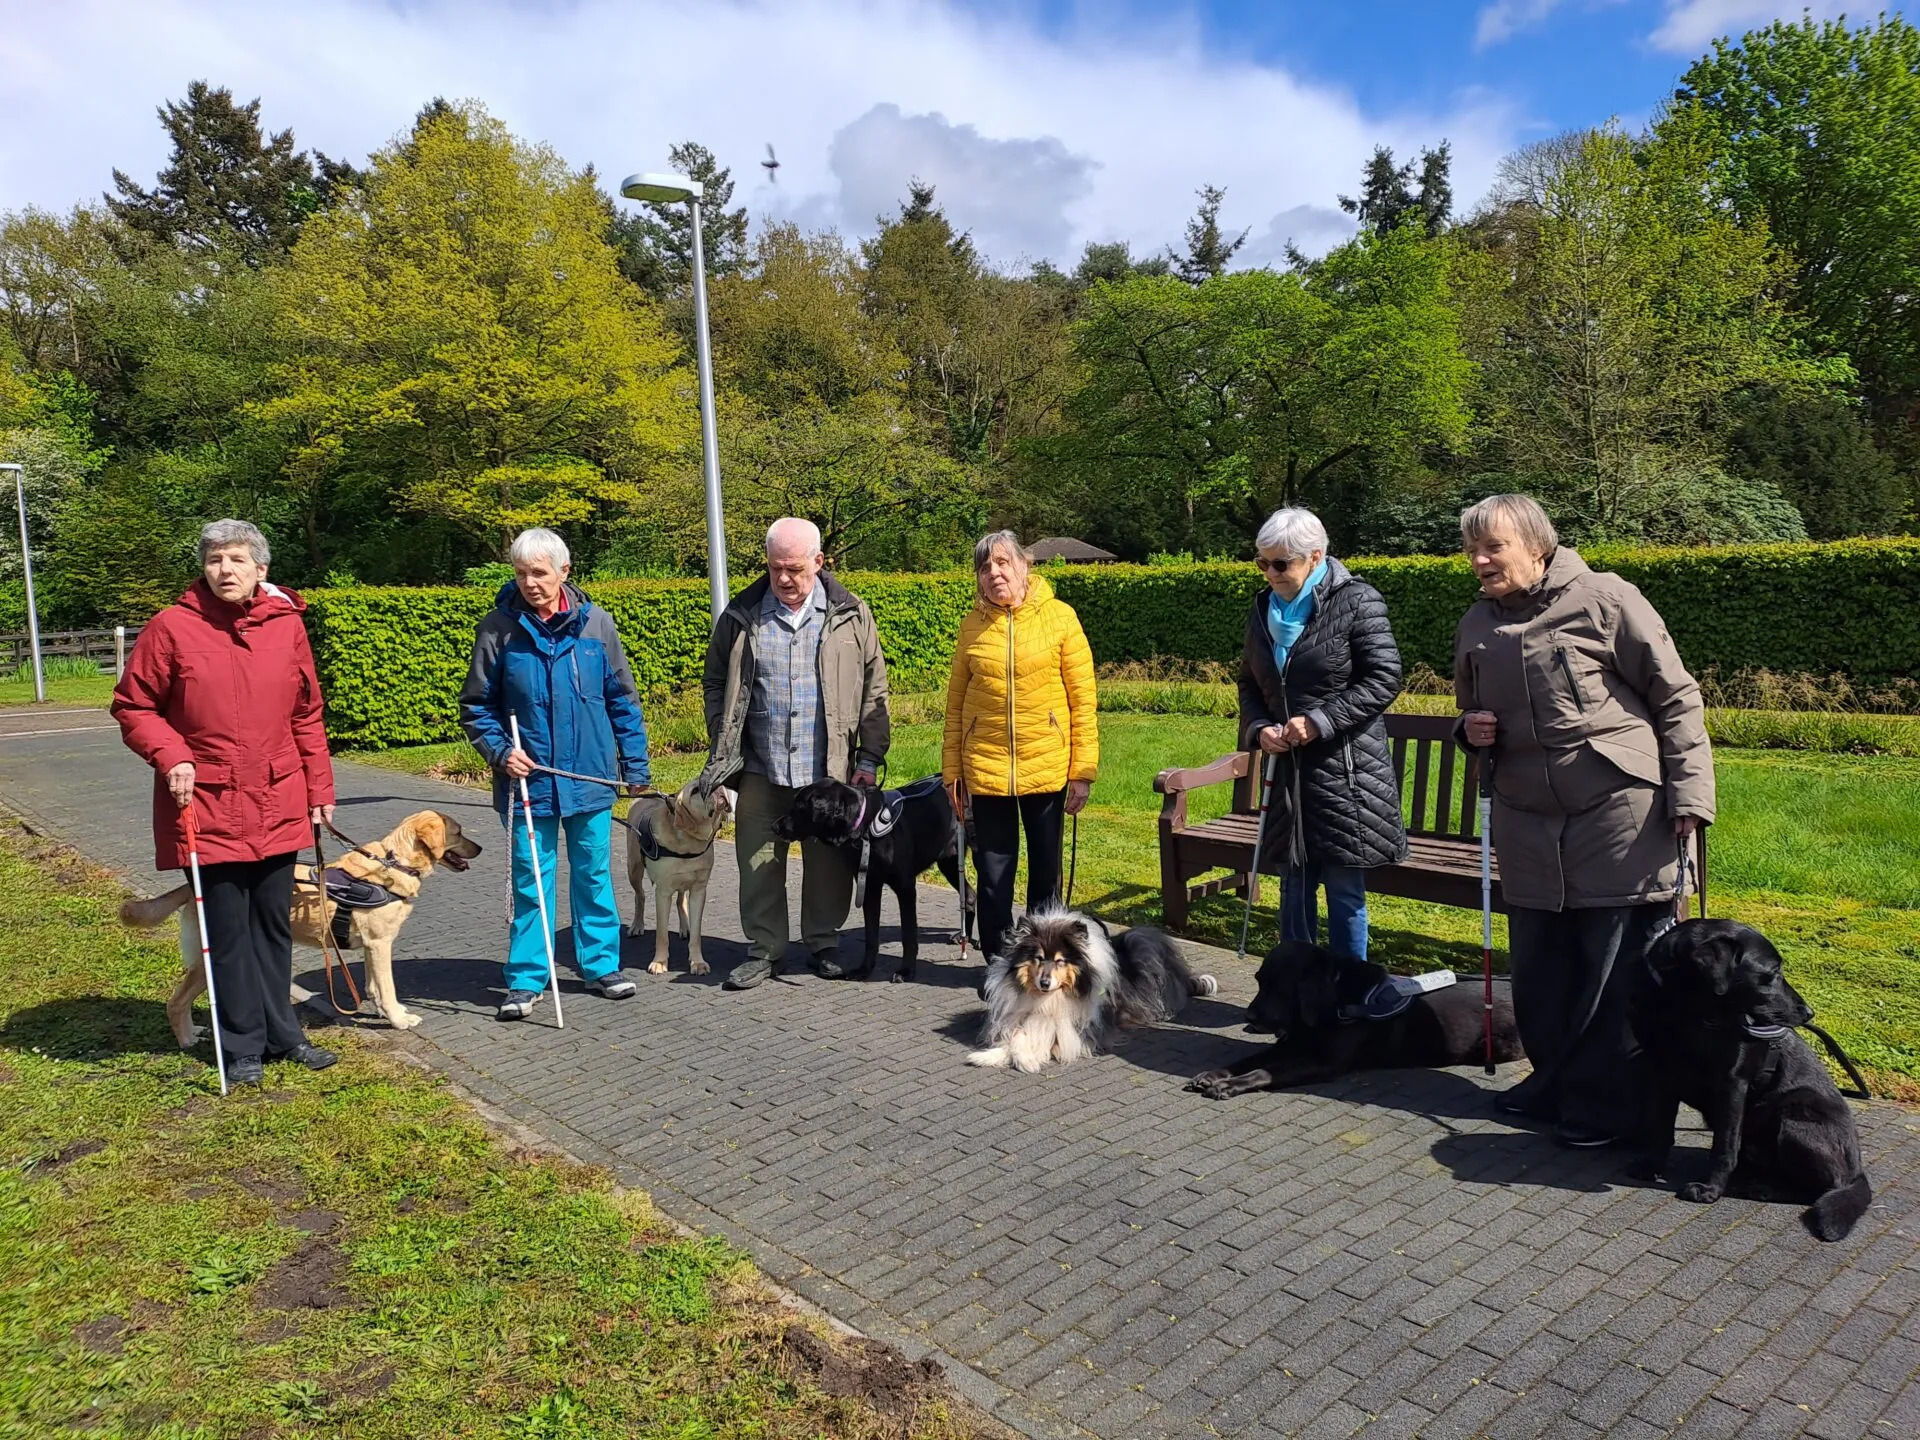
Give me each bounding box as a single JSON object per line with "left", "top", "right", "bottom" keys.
{"left": 624, "top": 782, "right": 732, "bottom": 976}
{"left": 119, "top": 810, "right": 482, "bottom": 1042}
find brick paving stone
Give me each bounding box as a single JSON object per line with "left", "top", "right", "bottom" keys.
{"left": 10, "top": 726, "right": 1920, "bottom": 1440}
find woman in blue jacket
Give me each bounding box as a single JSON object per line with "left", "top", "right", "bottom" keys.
{"left": 459, "top": 528, "right": 651, "bottom": 1019}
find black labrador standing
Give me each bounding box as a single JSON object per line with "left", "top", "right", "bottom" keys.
{"left": 1187, "top": 941, "right": 1523, "bottom": 1097}
{"left": 774, "top": 776, "right": 968, "bottom": 982}
{"left": 1629, "top": 919, "right": 1872, "bottom": 1242}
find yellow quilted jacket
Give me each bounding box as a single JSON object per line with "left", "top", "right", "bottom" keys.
{"left": 941, "top": 573, "right": 1099, "bottom": 796}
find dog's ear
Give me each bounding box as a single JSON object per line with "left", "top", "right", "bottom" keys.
{"left": 1297, "top": 956, "right": 1340, "bottom": 1030}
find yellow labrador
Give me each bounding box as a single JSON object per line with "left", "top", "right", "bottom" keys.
{"left": 119, "top": 810, "right": 482, "bottom": 1041}
{"left": 624, "top": 782, "right": 732, "bottom": 976}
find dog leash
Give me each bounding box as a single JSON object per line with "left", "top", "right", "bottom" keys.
{"left": 308, "top": 821, "right": 368, "bottom": 1019}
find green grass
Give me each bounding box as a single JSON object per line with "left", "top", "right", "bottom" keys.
{"left": 0, "top": 673, "right": 117, "bottom": 709}
{"left": 0, "top": 820, "right": 1000, "bottom": 1440}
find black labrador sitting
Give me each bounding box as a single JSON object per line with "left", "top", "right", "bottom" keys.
{"left": 1628, "top": 919, "right": 1872, "bottom": 1242}
{"left": 1187, "top": 941, "right": 1522, "bottom": 1098}
{"left": 774, "top": 776, "right": 967, "bottom": 982}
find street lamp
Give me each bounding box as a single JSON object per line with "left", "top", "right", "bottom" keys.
{"left": 2, "top": 463, "right": 44, "bottom": 703}
{"left": 620, "top": 170, "right": 728, "bottom": 622}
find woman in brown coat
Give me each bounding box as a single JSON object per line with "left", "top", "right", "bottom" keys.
{"left": 1454, "top": 494, "right": 1714, "bottom": 1147}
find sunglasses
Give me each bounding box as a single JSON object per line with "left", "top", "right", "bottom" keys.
{"left": 1254, "top": 555, "right": 1298, "bottom": 573}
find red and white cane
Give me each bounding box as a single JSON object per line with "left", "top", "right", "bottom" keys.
{"left": 181, "top": 805, "right": 230, "bottom": 1096}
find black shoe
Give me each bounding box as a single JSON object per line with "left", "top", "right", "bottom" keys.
{"left": 226, "top": 1055, "right": 264, "bottom": 1087}
{"left": 275, "top": 1043, "right": 337, "bottom": 1071}
{"left": 725, "top": 958, "right": 774, "bottom": 991}
{"left": 1554, "top": 1123, "right": 1620, "bottom": 1149}
{"left": 1496, "top": 1082, "right": 1553, "bottom": 1120}
{"left": 810, "top": 952, "right": 845, "bottom": 980}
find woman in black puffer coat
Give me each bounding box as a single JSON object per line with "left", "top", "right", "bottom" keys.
{"left": 1238, "top": 507, "right": 1407, "bottom": 960}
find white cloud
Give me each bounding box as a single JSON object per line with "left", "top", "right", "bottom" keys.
{"left": 1241, "top": 204, "right": 1356, "bottom": 268}
{"left": 1475, "top": 0, "right": 1566, "bottom": 51}
{"left": 0, "top": 0, "right": 1523, "bottom": 269}
{"left": 1649, "top": 1, "right": 1855, "bottom": 54}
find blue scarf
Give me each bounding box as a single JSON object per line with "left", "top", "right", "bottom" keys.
{"left": 1266, "top": 558, "right": 1329, "bottom": 677}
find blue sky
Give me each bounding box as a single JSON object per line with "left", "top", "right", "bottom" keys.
{"left": 0, "top": 1, "right": 1898, "bottom": 268}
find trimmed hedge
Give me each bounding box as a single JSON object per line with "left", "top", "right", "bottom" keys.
{"left": 306, "top": 539, "right": 1920, "bottom": 749}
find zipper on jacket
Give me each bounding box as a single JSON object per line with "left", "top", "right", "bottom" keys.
{"left": 1553, "top": 646, "right": 1588, "bottom": 712}
{"left": 1005, "top": 607, "right": 1017, "bottom": 795}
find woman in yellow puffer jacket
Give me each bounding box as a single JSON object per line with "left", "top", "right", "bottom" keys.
{"left": 943, "top": 530, "right": 1099, "bottom": 961}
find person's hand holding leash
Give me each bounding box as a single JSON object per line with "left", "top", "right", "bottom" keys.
{"left": 166, "top": 761, "right": 195, "bottom": 809}
{"left": 310, "top": 804, "right": 335, "bottom": 825}
{"left": 1463, "top": 710, "right": 1499, "bottom": 749}
{"left": 1065, "top": 779, "right": 1091, "bottom": 815}
{"left": 503, "top": 747, "right": 534, "bottom": 779}
{"left": 851, "top": 767, "right": 877, "bottom": 788}
{"left": 1674, "top": 814, "right": 1702, "bottom": 838}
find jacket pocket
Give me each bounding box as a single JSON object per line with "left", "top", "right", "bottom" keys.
{"left": 1553, "top": 646, "right": 1589, "bottom": 713}
{"left": 1586, "top": 733, "right": 1663, "bottom": 788}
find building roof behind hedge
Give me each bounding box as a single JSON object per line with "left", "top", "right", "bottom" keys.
{"left": 1031, "top": 537, "right": 1119, "bottom": 563}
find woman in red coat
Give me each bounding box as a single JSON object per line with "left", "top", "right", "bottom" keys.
{"left": 112, "top": 520, "right": 339, "bottom": 1087}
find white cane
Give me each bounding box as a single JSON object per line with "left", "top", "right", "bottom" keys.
{"left": 181, "top": 805, "right": 230, "bottom": 1096}
{"left": 509, "top": 714, "right": 564, "bottom": 1029}
{"left": 1236, "top": 753, "right": 1280, "bottom": 964}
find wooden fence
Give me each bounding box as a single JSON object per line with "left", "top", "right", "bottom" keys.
{"left": 1, "top": 627, "right": 142, "bottom": 676}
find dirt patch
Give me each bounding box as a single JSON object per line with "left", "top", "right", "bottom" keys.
{"left": 284, "top": 1208, "right": 341, "bottom": 1235}
{"left": 43, "top": 1138, "right": 106, "bottom": 1169}
{"left": 72, "top": 1316, "right": 127, "bottom": 1355}
{"left": 333, "top": 1363, "right": 396, "bottom": 1403}
{"left": 254, "top": 1239, "right": 353, "bottom": 1311}
{"left": 235, "top": 1167, "right": 307, "bottom": 1206}
{"left": 242, "top": 1313, "right": 302, "bottom": 1344}
{"left": 0, "top": 1060, "right": 16, "bottom": 1085}
{"left": 782, "top": 1326, "right": 944, "bottom": 1424}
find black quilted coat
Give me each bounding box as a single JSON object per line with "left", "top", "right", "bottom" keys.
{"left": 1237, "top": 559, "right": 1408, "bottom": 871}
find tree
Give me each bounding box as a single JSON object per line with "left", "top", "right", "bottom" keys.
{"left": 1665, "top": 15, "right": 1920, "bottom": 434}
{"left": 1171, "top": 185, "right": 1247, "bottom": 282}
{"left": 106, "top": 82, "right": 350, "bottom": 266}
{"left": 253, "top": 103, "right": 695, "bottom": 567}
{"left": 1726, "top": 389, "right": 1912, "bottom": 538}
{"left": 1474, "top": 125, "right": 1846, "bottom": 542}
{"left": 1037, "top": 224, "right": 1474, "bottom": 556}
{"left": 607, "top": 140, "right": 750, "bottom": 299}
{"left": 1339, "top": 143, "right": 1453, "bottom": 237}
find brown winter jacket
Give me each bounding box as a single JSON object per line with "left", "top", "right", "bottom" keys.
{"left": 1453, "top": 547, "right": 1714, "bottom": 912}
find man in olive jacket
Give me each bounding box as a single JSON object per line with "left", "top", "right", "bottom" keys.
{"left": 704, "top": 518, "right": 890, "bottom": 990}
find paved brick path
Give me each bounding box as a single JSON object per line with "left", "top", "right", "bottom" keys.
{"left": 5, "top": 720, "right": 1920, "bottom": 1438}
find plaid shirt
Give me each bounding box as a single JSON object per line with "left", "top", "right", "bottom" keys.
{"left": 744, "top": 583, "right": 829, "bottom": 787}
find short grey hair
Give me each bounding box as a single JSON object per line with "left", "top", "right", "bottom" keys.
{"left": 199, "top": 519, "right": 270, "bottom": 567}
{"left": 766, "top": 517, "right": 823, "bottom": 556}
{"left": 509, "top": 527, "right": 570, "bottom": 571}
{"left": 1460, "top": 494, "right": 1558, "bottom": 559}
{"left": 973, "top": 529, "right": 1032, "bottom": 571}
{"left": 1254, "top": 507, "right": 1328, "bottom": 560}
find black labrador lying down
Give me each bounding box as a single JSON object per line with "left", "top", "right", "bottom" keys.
{"left": 1187, "top": 941, "right": 1522, "bottom": 1098}
{"left": 775, "top": 776, "right": 967, "bottom": 981}
{"left": 1629, "top": 918, "right": 1872, "bottom": 1242}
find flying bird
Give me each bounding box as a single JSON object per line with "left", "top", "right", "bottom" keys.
{"left": 761, "top": 144, "right": 780, "bottom": 183}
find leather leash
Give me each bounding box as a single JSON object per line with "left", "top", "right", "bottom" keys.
{"left": 308, "top": 821, "right": 368, "bottom": 1018}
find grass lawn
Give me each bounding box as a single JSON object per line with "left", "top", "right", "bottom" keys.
{"left": 0, "top": 817, "right": 1003, "bottom": 1439}
{"left": 351, "top": 709, "right": 1920, "bottom": 1095}
{"left": 0, "top": 674, "right": 118, "bottom": 709}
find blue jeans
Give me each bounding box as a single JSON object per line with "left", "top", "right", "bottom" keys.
{"left": 1280, "top": 863, "right": 1370, "bottom": 959}
{"left": 505, "top": 807, "right": 622, "bottom": 993}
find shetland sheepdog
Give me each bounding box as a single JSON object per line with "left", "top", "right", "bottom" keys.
{"left": 967, "top": 906, "right": 1218, "bottom": 1071}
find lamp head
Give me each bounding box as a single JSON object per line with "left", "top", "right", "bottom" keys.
{"left": 621, "top": 171, "right": 702, "bottom": 204}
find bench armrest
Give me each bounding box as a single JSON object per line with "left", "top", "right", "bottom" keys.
{"left": 1153, "top": 749, "right": 1250, "bottom": 796}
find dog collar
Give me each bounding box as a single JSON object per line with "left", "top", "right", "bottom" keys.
{"left": 1743, "top": 1022, "right": 1790, "bottom": 1040}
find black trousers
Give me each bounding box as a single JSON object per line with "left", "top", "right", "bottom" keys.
{"left": 192, "top": 852, "right": 304, "bottom": 1062}
{"left": 1503, "top": 902, "right": 1669, "bottom": 1135}
{"left": 971, "top": 788, "right": 1066, "bottom": 961}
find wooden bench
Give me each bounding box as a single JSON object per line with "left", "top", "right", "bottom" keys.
{"left": 1153, "top": 713, "right": 1505, "bottom": 929}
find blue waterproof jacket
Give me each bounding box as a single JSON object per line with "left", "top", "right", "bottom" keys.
{"left": 459, "top": 582, "right": 650, "bottom": 818}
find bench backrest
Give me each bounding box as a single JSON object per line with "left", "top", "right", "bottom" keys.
{"left": 1225, "top": 713, "right": 1484, "bottom": 841}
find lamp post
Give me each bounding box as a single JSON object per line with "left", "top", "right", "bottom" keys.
{"left": 620, "top": 170, "right": 728, "bottom": 622}
{"left": 2, "top": 463, "right": 44, "bottom": 703}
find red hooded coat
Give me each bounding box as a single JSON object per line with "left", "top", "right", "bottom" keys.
{"left": 112, "top": 579, "right": 337, "bottom": 870}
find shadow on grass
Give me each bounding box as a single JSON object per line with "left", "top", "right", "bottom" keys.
{"left": 0, "top": 995, "right": 180, "bottom": 1060}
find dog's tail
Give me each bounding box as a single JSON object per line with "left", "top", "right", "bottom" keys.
{"left": 1804, "top": 1172, "right": 1873, "bottom": 1243}
{"left": 1193, "top": 973, "right": 1219, "bottom": 997}
{"left": 120, "top": 886, "right": 192, "bottom": 929}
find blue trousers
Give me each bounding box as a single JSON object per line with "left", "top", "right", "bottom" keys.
{"left": 1280, "top": 862, "right": 1370, "bottom": 960}
{"left": 505, "top": 806, "right": 622, "bottom": 993}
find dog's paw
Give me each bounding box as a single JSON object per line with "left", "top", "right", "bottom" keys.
{"left": 966, "top": 1047, "right": 1009, "bottom": 1068}
{"left": 1678, "top": 1181, "right": 1724, "bottom": 1205}
{"left": 1185, "top": 1069, "right": 1234, "bottom": 1099}
{"left": 1623, "top": 1156, "right": 1663, "bottom": 1183}
{"left": 689, "top": 958, "right": 709, "bottom": 976}
{"left": 389, "top": 1009, "right": 422, "bottom": 1031}
{"left": 176, "top": 1023, "right": 207, "bottom": 1049}
{"left": 647, "top": 959, "right": 668, "bottom": 975}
